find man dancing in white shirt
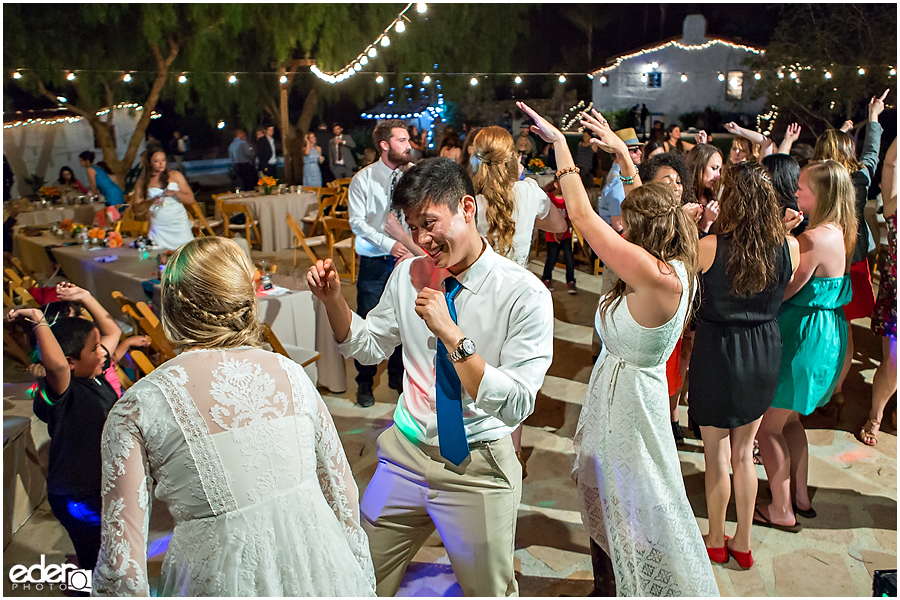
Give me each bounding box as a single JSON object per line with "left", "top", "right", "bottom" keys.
{"left": 308, "top": 158, "right": 554, "bottom": 596}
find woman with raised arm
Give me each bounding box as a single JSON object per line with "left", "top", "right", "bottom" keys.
{"left": 517, "top": 101, "right": 718, "bottom": 597}
{"left": 688, "top": 162, "right": 799, "bottom": 568}
{"left": 724, "top": 122, "right": 775, "bottom": 161}
{"left": 756, "top": 160, "right": 856, "bottom": 532}
{"left": 92, "top": 237, "right": 376, "bottom": 596}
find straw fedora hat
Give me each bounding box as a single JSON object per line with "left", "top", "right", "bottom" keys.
{"left": 614, "top": 128, "right": 645, "bottom": 147}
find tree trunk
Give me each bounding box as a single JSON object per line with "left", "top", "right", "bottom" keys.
{"left": 279, "top": 67, "right": 293, "bottom": 184}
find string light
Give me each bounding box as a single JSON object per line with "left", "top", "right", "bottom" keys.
{"left": 561, "top": 100, "right": 592, "bottom": 131}
{"left": 586, "top": 74, "right": 593, "bottom": 80}
{"left": 422, "top": 75, "right": 431, "bottom": 84}
{"left": 228, "top": 74, "right": 237, "bottom": 84}
{"left": 680, "top": 73, "right": 688, "bottom": 82}
{"left": 558, "top": 74, "right": 566, "bottom": 83}
{"left": 717, "top": 72, "right": 725, "bottom": 82}
{"left": 640, "top": 73, "right": 647, "bottom": 83}
{"left": 360, "top": 56, "right": 369, "bottom": 66}
{"left": 122, "top": 73, "right": 131, "bottom": 82}
{"left": 754, "top": 72, "right": 761, "bottom": 80}
{"left": 217, "top": 120, "right": 225, "bottom": 129}
{"left": 56, "top": 96, "right": 67, "bottom": 103}
{"left": 4, "top": 103, "right": 161, "bottom": 129}
{"left": 12, "top": 71, "right": 21, "bottom": 79}
{"left": 417, "top": 3, "right": 427, "bottom": 13}
{"left": 66, "top": 72, "right": 75, "bottom": 81}
{"left": 891, "top": 68, "right": 896, "bottom": 76}
{"left": 858, "top": 67, "right": 866, "bottom": 75}
{"left": 376, "top": 73, "right": 384, "bottom": 84}
{"left": 599, "top": 75, "right": 607, "bottom": 84}
{"left": 470, "top": 77, "right": 478, "bottom": 86}
{"left": 514, "top": 75, "right": 522, "bottom": 84}
{"left": 368, "top": 47, "right": 377, "bottom": 58}
{"left": 789, "top": 71, "right": 797, "bottom": 79}
{"left": 279, "top": 74, "right": 288, "bottom": 84}
{"left": 756, "top": 104, "right": 778, "bottom": 137}
{"left": 824, "top": 71, "right": 832, "bottom": 79}
{"left": 178, "top": 74, "right": 187, "bottom": 84}
{"left": 394, "top": 20, "right": 406, "bottom": 33}
{"left": 380, "top": 35, "right": 391, "bottom": 47}
{"left": 777, "top": 71, "right": 784, "bottom": 79}
{"left": 589, "top": 38, "right": 763, "bottom": 77}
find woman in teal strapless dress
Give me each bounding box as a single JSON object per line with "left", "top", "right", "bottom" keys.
{"left": 756, "top": 160, "right": 858, "bottom": 533}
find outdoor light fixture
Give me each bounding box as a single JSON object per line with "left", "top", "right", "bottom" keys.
{"left": 650, "top": 62, "right": 659, "bottom": 70}
{"left": 470, "top": 77, "right": 478, "bottom": 86}
{"left": 858, "top": 67, "right": 865, "bottom": 75}
{"left": 586, "top": 74, "right": 593, "bottom": 80}
{"left": 423, "top": 75, "right": 431, "bottom": 84}
{"left": 57, "top": 96, "right": 67, "bottom": 103}
{"left": 558, "top": 75, "right": 566, "bottom": 83}
{"left": 360, "top": 56, "right": 369, "bottom": 66}
{"left": 417, "top": 3, "right": 427, "bottom": 13}
{"left": 599, "top": 75, "right": 607, "bottom": 84}
{"left": 376, "top": 74, "right": 384, "bottom": 84}
{"left": 891, "top": 68, "right": 897, "bottom": 76}
{"left": 754, "top": 72, "right": 761, "bottom": 80}
{"left": 681, "top": 73, "right": 688, "bottom": 82}
{"left": 824, "top": 71, "right": 832, "bottom": 79}
{"left": 179, "top": 75, "right": 187, "bottom": 84}
{"left": 67, "top": 72, "right": 75, "bottom": 81}
{"left": 279, "top": 75, "right": 288, "bottom": 84}
{"left": 228, "top": 75, "right": 237, "bottom": 84}
{"left": 12, "top": 71, "right": 21, "bottom": 79}
{"left": 395, "top": 20, "right": 405, "bottom": 33}
{"left": 640, "top": 73, "right": 648, "bottom": 83}
{"left": 380, "top": 35, "right": 391, "bottom": 47}
{"left": 123, "top": 73, "right": 132, "bottom": 82}
{"left": 777, "top": 71, "right": 784, "bottom": 79}
{"left": 217, "top": 120, "right": 225, "bottom": 129}
{"left": 789, "top": 71, "right": 797, "bottom": 79}
{"left": 515, "top": 75, "right": 522, "bottom": 84}
{"left": 717, "top": 72, "right": 725, "bottom": 82}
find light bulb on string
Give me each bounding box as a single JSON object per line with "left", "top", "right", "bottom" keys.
{"left": 217, "top": 120, "right": 225, "bottom": 130}
{"left": 376, "top": 74, "right": 384, "bottom": 84}
{"left": 57, "top": 96, "right": 67, "bottom": 103}
{"left": 599, "top": 75, "right": 607, "bottom": 84}
{"left": 558, "top": 74, "right": 567, "bottom": 83}
{"left": 680, "top": 73, "right": 688, "bottom": 82}
{"left": 891, "top": 68, "right": 897, "bottom": 77}
{"left": 587, "top": 74, "right": 593, "bottom": 80}
{"left": 12, "top": 71, "right": 21, "bottom": 79}
{"left": 380, "top": 35, "right": 390, "bottom": 47}
{"left": 824, "top": 71, "right": 832, "bottom": 79}
{"left": 858, "top": 67, "right": 865, "bottom": 75}
{"left": 423, "top": 75, "right": 431, "bottom": 84}
{"left": 777, "top": 71, "right": 784, "bottom": 79}
{"left": 514, "top": 75, "right": 522, "bottom": 85}
{"left": 354, "top": 63, "right": 362, "bottom": 71}
{"left": 360, "top": 56, "right": 368, "bottom": 66}
{"left": 789, "top": 71, "right": 797, "bottom": 79}
{"left": 228, "top": 74, "right": 237, "bottom": 84}
{"left": 640, "top": 73, "right": 647, "bottom": 83}
{"left": 123, "top": 73, "right": 131, "bottom": 82}
{"left": 470, "top": 77, "right": 478, "bottom": 86}
{"left": 717, "top": 72, "right": 725, "bottom": 82}
{"left": 394, "top": 20, "right": 405, "bottom": 33}
{"left": 417, "top": 3, "right": 427, "bottom": 13}
{"left": 754, "top": 72, "right": 761, "bottom": 80}
{"left": 67, "top": 72, "right": 76, "bottom": 81}
{"left": 279, "top": 75, "right": 288, "bottom": 84}
{"left": 178, "top": 74, "right": 187, "bottom": 84}
{"left": 368, "top": 47, "right": 377, "bottom": 58}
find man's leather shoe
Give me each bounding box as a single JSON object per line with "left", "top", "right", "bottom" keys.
{"left": 388, "top": 375, "right": 403, "bottom": 392}
{"left": 357, "top": 383, "right": 375, "bottom": 408}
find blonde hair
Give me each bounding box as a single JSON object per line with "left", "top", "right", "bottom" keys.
{"left": 470, "top": 126, "right": 518, "bottom": 258}
{"left": 161, "top": 237, "right": 264, "bottom": 351}
{"left": 803, "top": 160, "right": 858, "bottom": 259}
{"left": 599, "top": 182, "right": 699, "bottom": 328}
{"left": 813, "top": 129, "right": 862, "bottom": 172}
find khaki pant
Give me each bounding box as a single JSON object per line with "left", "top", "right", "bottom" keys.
{"left": 361, "top": 426, "right": 522, "bottom": 597}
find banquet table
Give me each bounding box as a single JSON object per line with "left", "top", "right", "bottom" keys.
{"left": 216, "top": 190, "right": 319, "bottom": 253}
{"left": 14, "top": 204, "right": 100, "bottom": 228}
{"left": 11, "top": 233, "right": 347, "bottom": 392}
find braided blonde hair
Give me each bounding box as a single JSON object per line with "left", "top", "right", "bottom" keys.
{"left": 161, "top": 237, "right": 264, "bottom": 351}
{"left": 470, "top": 126, "right": 518, "bottom": 259}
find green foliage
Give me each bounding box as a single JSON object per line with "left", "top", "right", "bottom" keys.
{"left": 607, "top": 108, "right": 632, "bottom": 130}
{"left": 748, "top": 4, "right": 896, "bottom": 136}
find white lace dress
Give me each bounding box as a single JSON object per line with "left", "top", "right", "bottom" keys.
{"left": 573, "top": 261, "right": 719, "bottom": 597}
{"left": 91, "top": 347, "right": 376, "bottom": 597}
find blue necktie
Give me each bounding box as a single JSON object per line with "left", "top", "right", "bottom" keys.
{"left": 435, "top": 277, "right": 469, "bottom": 466}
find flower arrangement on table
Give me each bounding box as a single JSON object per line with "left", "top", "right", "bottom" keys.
{"left": 38, "top": 186, "right": 61, "bottom": 202}
{"left": 258, "top": 176, "right": 278, "bottom": 195}
{"left": 106, "top": 230, "right": 123, "bottom": 248}
{"left": 527, "top": 158, "right": 547, "bottom": 174}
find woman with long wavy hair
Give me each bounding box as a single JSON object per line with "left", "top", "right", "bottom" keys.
{"left": 688, "top": 162, "right": 799, "bottom": 568}
{"left": 132, "top": 141, "right": 196, "bottom": 250}
{"left": 469, "top": 125, "right": 567, "bottom": 473}
{"left": 757, "top": 160, "right": 857, "bottom": 532}
{"left": 519, "top": 101, "right": 718, "bottom": 596}
{"left": 686, "top": 143, "right": 724, "bottom": 233}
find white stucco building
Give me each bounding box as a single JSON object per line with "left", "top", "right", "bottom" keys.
{"left": 590, "top": 15, "right": 767, "bottom": 128}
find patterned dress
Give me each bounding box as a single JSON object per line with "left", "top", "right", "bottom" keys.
{"left": 872, "top": 212, "right": 897, "bottom": 338}
{"left": 574, "top": 261, "right": 719, "bottom": 597}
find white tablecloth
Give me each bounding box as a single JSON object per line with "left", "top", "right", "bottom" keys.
{"left": 217, "top": 191, "right": 319, "bottom": 253}
{"left": 15, "top": 205, "right": 100, "bottom": 228}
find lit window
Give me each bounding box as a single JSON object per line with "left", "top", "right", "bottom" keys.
{"left": 647, "top": 72, "right": 662, "bottom": 88}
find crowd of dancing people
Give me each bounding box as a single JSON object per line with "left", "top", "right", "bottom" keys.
{"left": 7, "top": 86, "right": 895, "bottom": 596}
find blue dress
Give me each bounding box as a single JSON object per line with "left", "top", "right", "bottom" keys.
{"left": 303, "top": 148, "right": 323, "bottom": 187}
{"left": 92, "top": 167, "right": 125, "bottom": 206}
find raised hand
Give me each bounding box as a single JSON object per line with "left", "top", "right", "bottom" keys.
{"left": 869, "top": 89, "right": 890, "bottom": 122}
{"left": 783, "top": 207, "right": 803, "bottom": 232}
{"left": 56, "top": 281, "right": 90, "bottom": 302}
{"left": 724, "top": 122, "right": 740, "bottom": 135}
{"left": 784, "top": 123, "right": 801, "bottom": 143}
{"left": 581, "top": 109, "right": 628, "bottom": 157}
{"left": 306, "top": 258, "right": 342, "bottom": 302}
{"left": 516, "top": 101, "right": 564, "bottom": 144}
{"left": 696, "top": 130, "right": 708, "bottom": 145}
{"left": 840, "top": 120, "right": 854, "bottom": 133}
{"left": 384, "top": 212, "right": 406, "bottom": 242}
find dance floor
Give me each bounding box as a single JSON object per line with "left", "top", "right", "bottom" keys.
{"left": 3, "top": 248, "right": 896, "bottom": 597}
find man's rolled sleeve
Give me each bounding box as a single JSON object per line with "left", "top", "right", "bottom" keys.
{"left": 336, "top": 275, "right": 401, "bottom": 365}
{"left": 474, "top": 288, "right": 554, "bottom": 427}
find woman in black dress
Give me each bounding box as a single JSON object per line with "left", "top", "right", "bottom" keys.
{"left": 688, "top": 162, "right": 799, "bottom": 569}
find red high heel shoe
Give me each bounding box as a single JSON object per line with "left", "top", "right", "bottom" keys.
{"left": 706, "top": 535, "right": 729, "bottom": 564}
{"left": 727, "top": 543, "right": 754, "bottom": 569}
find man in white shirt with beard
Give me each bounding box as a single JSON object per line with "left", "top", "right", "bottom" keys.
{"left": 308, "top": 157, "right": 554, "bottom": 597}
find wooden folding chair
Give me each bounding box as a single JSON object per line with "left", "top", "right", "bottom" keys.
{"left": 323, "top": 217, "right": 357, "bottom": 283}
{"left": 130, "top": 349, "right": 156, "bottom": 377}
{"left": 331, "top": 187, "right": 349, "bottom": 219}
{"left": 5, "top": 254, "right": 33, "bottom": 280}
{"left": 13, "top": 287, "right": 40, "bottom": 309}
{"left": 115, "top": 364, "right": 134, "bottom": 390}
{"left": 112, "top": 291, "right": 144, "bottom": 334}
{"left": 219, "top": 201, "right": 263, "bottom": 250}
{"left": 286, "top": 214, "right": 327, "bottom": 267}
{"left": 138, "top": 316, "right": 176, "bottom": 363}
{"left": 186, "top": 202, "right": 222, "bottom": 237}
{"left": 135, "top": 301, "right": 160, "bottom": 329}
{"left": 261, "top": 323, "right": 321, "bottom": 368}
{"left": 4, "top": 323, "right": 33, "bottom": 367}
{"left": 3, "top": 290, "right": 18, "bottom": 310}
{"left": 329, "top": 177, "right": 353, "bottom": 190}
{"left": 116, "top": 219, "right": 150, "bottom": 237}
{"left": 301, "top": 187, "right": 340, "bottom": 237}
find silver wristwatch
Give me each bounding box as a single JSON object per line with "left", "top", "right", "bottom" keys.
{"left": 448, "top": 338, "right": 476, "bottom": 363}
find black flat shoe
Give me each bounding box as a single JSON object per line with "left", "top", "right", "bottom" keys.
{"left": 671, "top": 420, "right": 684, "bottom": 444}
{"left": 793, "top": 503, "right": 817, "bottom": 519}
{"left": 753, "top": 507, "right": 802, "bottom": 533}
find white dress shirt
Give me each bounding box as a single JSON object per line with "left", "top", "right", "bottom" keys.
{"left": 267, "top": 136, "right": 276, "bottom": 165}
{"left": 337, "top": 243, "right": 555, "bottom": 445}
{"left": 347, "top": 159, "right": 409, "bottom": 257}
{"left": 476, "top": 178, "right": 551, "bottom": 267}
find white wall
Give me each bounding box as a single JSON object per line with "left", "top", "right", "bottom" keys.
{"left": 3, "top": 108, "right": 146, "bottom": 197}
{"left": 592, "top": 42, "right": 767, "bottom": 127}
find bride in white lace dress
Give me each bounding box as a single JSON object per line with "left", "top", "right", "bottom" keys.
{"left": 519, "top": 102, "right": 719, "bottom": 596}
{"left": 92, "top": 237, "right": 375, "bottom": 596}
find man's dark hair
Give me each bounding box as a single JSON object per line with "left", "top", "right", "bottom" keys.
{"left": 392, "top": 157, "right": 475, "bottom": 215}
{"left": 78, "top": 150, "right": 95, "bottom": 164}
{"left": 32, "top": 317, "right": 96, "bottom": 362}
{"left": 639, "top": 151, "right": 696, "bottom": 204}
{"left": 373, "top": 119, "right": 408, "bottom": 149}
{"left": 331, "top": 122, "right": 342, "bottom": 130}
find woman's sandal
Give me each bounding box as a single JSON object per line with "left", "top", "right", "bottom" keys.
{"left": 752, "top": 439, "right": 762, "bottom": 465}
{"left": 858, "top": 419, "right": 881, "bottom": 446}
{"left": 753, "top": 506, "right": 802, "bottom": 533}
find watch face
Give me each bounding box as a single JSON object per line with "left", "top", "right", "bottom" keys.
{"left": 461, "top": 339, "right": 476, "bottom": 355}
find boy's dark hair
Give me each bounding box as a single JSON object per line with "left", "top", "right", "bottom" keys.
{"left": 47, "top": 317, "right": 96, "bottom": 361}
{"left": 28, "top": 302, "right": 85, "bottom": 361}
{"left": 639, "top": 152, "right": 696, "bottom": 204}
{"left": 392, "top": 157, "right": 475, "bottom": 215}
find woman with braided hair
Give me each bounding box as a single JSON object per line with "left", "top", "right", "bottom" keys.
{"left": 92, "top": 237, "right": 375, "bottom": 596}
{"left": 519, "top": 101, "right": 718, "bottom": 596}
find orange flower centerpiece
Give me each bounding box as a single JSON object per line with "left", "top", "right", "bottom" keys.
{"left": 527, "top": 157, "right": 546, "bottom": 174}
{"left": 106, "top": 231, "right": 123, "bottom": 248}
{"left": 59, "top": 218, "right": 74, "bottom": 232}
{"left": 38, "top": 186, "right": 61, "bottom": 202}
{"left": 258, "top": 176, "right": 278, "bottom": 195}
